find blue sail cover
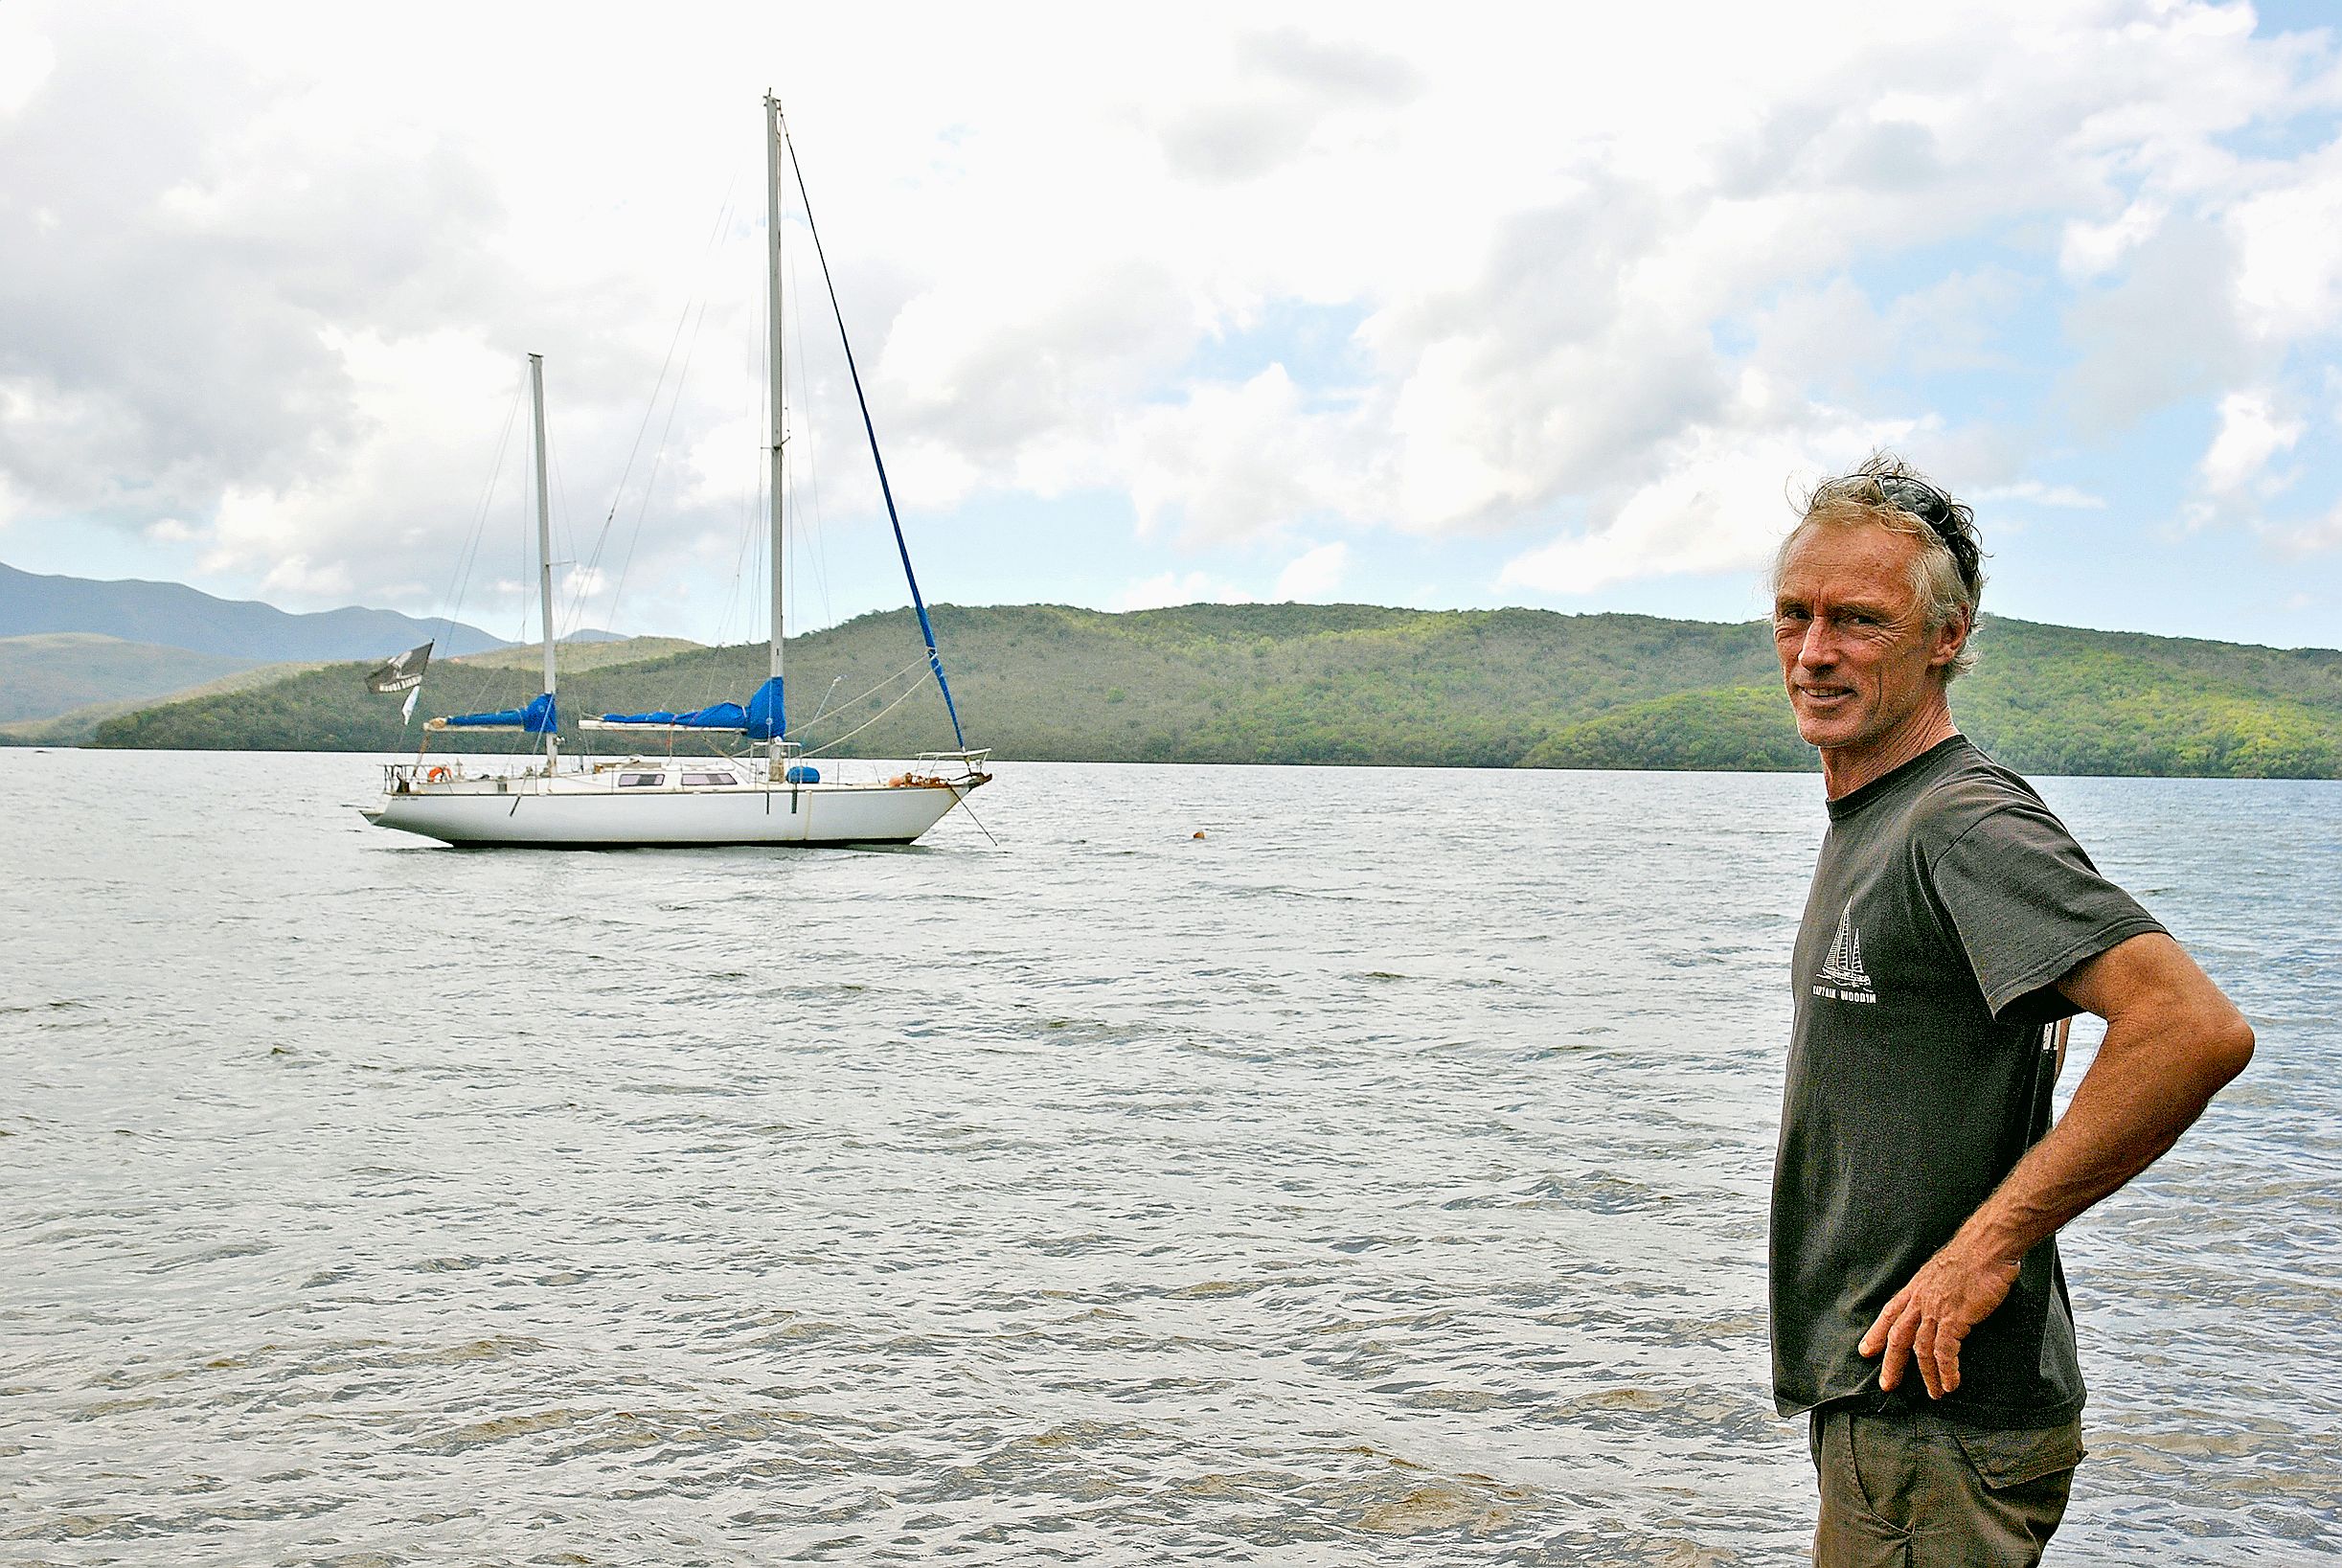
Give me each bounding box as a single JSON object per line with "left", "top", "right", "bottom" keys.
{"left": 444, "top": 692, "right": 558, "bottom": 733}
{"left": 595, "top": 701, "right": 748, "bottom": 729}
{"left": 591, "top": 679, "right": 777, "bottom": 736}
{"left": 744, "top": 677, "right": 784, "bottom": 741}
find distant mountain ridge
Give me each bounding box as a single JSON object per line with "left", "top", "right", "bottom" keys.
{"left": 0, "top": 633, "right": 263, "bottom": 724}
{"left": 75, "top": 602, "right": 2342, "bottom": 778}
{"left": 0, "top": 560, "right": 509, "bottom": 662}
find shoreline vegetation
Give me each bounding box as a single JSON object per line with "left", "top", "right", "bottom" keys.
{"left": 35, "top": 602, "right": 2342, "bottom": 779}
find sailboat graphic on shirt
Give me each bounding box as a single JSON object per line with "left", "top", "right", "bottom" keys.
{"left": 1818, "top": 901, "right": 1874, "bottom": 990}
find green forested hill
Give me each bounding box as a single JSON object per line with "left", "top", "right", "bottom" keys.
{"left": 79, "top": 602, "right": 2342, "bottom": 779}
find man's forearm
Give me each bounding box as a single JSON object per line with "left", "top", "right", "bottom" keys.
{"left": 1953, "top": 992, "right": 2252, "bottom": 1268}
{"left": 1964, "top": 932, "right": 2257, "bottom": 1268}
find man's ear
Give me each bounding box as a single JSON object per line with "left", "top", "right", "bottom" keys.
{"left": 1929, "top": 609, "right": 1971, "bottom": 670}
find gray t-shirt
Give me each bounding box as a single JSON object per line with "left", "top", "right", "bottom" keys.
{"left": 1770, "top": 736, "right": 2165, "bottom": 1427}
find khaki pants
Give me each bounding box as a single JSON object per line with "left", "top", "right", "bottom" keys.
{"left": 1808, "top": 1404, "right": 2083, "bottom": 1567}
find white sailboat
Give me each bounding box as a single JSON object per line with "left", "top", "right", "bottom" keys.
{"left": 362, "top": 97, "right": 989, "bottom": 849}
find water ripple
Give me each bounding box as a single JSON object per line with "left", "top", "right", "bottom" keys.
{"left": 0, "top": 752, "right": 2332, "bottom": 1564}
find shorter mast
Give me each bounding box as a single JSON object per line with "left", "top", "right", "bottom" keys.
{"left": 530, "top": 352, "right": 558, "bottom": 771}
{"left": 765, "top": 93, "right": 787, "bottom": 773}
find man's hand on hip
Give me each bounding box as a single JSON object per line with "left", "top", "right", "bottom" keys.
{"left": 1857, "top": 1238, "right": 2021, "bottom": 1399}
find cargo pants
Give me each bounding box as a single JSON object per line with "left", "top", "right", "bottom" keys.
{"left": 1809, "top": 1403, "right": 2084, "bottom": 1567}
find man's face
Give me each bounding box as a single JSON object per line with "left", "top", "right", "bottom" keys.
{"left": 1772, "top": 521, "right": 1967, "bottom": 758}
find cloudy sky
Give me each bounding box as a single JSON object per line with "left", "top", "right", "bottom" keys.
{"left": 3, "top": 1, "right": 2340, "bottom": 650}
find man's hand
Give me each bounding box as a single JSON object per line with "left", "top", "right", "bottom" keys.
{"left": 1857, "top": 1239, "right": 2021, "bottom": 1398}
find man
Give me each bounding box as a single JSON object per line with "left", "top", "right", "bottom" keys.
{"left": 1767, "top": 454, "right": 2255, "bottom": 1567}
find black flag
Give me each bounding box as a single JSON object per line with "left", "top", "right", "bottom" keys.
{"left": 365, "top": 642, "right": 433, "bottom": 694}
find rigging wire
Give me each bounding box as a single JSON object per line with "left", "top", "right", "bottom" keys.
{"left": 484, "top": 445, "right": 541, "bottom": 766}
{"left": 598, "top": 206, "right": 743, "bottom": 668}
{"left": 801, "top": 674, "right": 845, "bottom": 730}
{"left": 401, "top": 362, "right": 573, "bottom": 766}
{"left": 715, "top": 229, "right": 770, "bottom": 656}
{"left": 787, "top": 652, "right": 930, "bottom": 739}
{"left": 435, "top": 380, "right": 521, "bottom": 644}
{"left": 945, "top": 786, "right": 1001, "bottom": 848}
{"left": 549, "top": 420, "right": 585, "bottom": 644}
{"left": 710, "top": 340, "right": 758, "bottom": 654}
{"left": 781, "top": 117, "right": 967, "bottom": 750}
{"left": 800, "top": 665, "right": 936, "bottom": 757}
{"left": 601, "top": 294, "right": 710, "bottom": 637}
{"left": 585, "top": 166, "right": 741, "bottom": 583}
{"left": 784, "top": 211, "right": 836, "bottom": 634}
{"left": 420, "top": 376, "right": 525, "bottom": 733}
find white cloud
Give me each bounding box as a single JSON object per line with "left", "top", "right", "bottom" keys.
{"left": 256, "top": 553, "right": 352, "bottom": 602}
{"left": 0, "top": 10, "right": 55, "bottom": 117}
{"left": 2229, "top": 142, "right": 2342, "bottom": 342}
{"left": 197, "top": 330, "right": 534, "bottom": 607}
{"left": 2060, "top": 199, "right": 2168, "bottom": 283}
{"left": 1109, "top": 365, "right": 1382, "bottom": 545}
{"left": 1272, "top": 541, "right": 1349, "bottom": 601}
{"left": 2059, "top": 219, "right": 2252, "bottom": 435}
{"left": 1497, "top": 375, "right": 1917, "bottom": 595}
{"left": 1112, "top": 571, "right": 1252, "bottom": 612}
{"left": 2198, "top": 390, "right": 2304, "bottom": 496}
{"left": 2261, "top": 505, "right": 2342, "bottom": 558}
{"left": 559, "top": 564, "right": 611, "bottom": 605}
{"left": 1970, "top": 481, "right": 2107, "bottom": 509}
{"left": 0, "top": 3, "right": 2338, "bottom": 640}
{"left": 144, "top": 517, "right": 199, "bottom": 543}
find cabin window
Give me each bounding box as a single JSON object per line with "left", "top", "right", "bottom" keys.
{"left": 617, "top": 772, "right": 666, "bottom": 788}
{"left": 681, "top": 771, "right": 736, "bottom": 787}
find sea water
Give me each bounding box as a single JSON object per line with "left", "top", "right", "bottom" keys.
{"left": 1, "top": 750, "right": 2334, "bottom": 1565}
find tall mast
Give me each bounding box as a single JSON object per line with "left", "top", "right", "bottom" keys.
{"left": 764, "top": 93, "right": 787, "bottom": 770}
{"left": 530, "top": 352, "right": 558, "bottom": 771}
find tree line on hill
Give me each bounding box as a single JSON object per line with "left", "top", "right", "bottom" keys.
{"left": 75, "top": 602, "right": 2342, "bottom": 779}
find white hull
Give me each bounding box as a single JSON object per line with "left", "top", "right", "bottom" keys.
{"left": 363, "top": 764, "right": 985, "bottom": 848}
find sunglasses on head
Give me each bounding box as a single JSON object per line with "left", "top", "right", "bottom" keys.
{"left": 1863, "top": 474, "right": 1980, "bottom": 597}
